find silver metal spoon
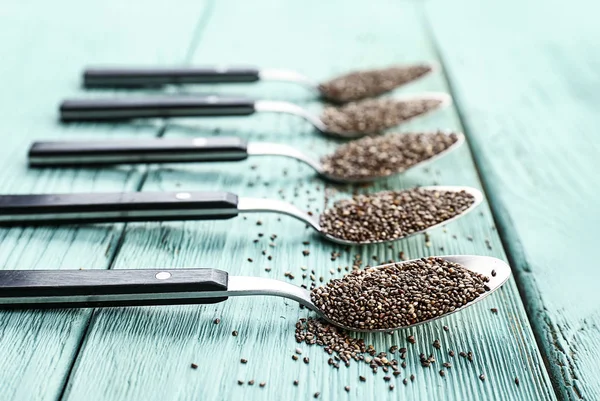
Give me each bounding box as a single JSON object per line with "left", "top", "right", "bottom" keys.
{"left": 0, "top": 255, "right": 510, "bottom": 333}
{"left": 0, "top": 186, "right": 482, "bottom": 246}
{"left": 81, "top": 63, "right": 437, "bottom": 102}
{"left": 28, "top": 133, "right": 465, "bottom": 184}
{"left": 59, "top": 92, "right": 451, "bottom": 139}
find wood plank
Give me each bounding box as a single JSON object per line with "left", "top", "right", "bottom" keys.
{"left": 425, "top": 1, "right": 600, "bottom": 399}
{"left": 0, "top": 1, "right": 209, "bottom": 400}
{"left": 61, "top": 1, "right": 556, "bottom": 400}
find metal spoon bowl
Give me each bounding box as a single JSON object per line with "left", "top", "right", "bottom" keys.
{"left": 59, "top": 92, "right": 452, "bottom": 139}
{"left": 0, "top": 255, "right": 510, "bottom": 333}
{"left": 29, "top": 132, "right": 465, "bottom": 184}
{"left": 0, "top": 186, "right": 482, "bottom": 246}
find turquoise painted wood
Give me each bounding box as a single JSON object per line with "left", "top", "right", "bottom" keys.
{"left": 39, "top": 1, "right": 554, "bottom": 401}
{"left": 0, "top": 0, "right": 210, "bottom": 400}
{"left": 425, "top": 1, "right": 600, "bottom": 399}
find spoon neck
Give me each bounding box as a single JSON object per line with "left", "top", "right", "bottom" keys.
{"left": 237, "top": 197, "right": 321, "bottom": 231}
{"left": 246, "top": 142, "right": 323, "bottom": 174}
{"left": 258, "top": 69, "right": 320, "bottom": 91}
{"left": 227, "top": 275, "right": 318, "bottom": 312}
{"left": 254, "top": 100, "right": 327, "bottom": 132}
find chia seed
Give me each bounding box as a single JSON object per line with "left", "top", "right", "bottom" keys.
{"left": 321, "top": 97, "right": 444, "bottom": 136}
{"left": 319, "top": 188, "right": 476, "bottom": 243}
{"left": 310, "top": 257, "right": 490, "bottom": 330}
{"left": 318, "top": 64, "right": 433, "bottom": 103}
{"left": 321, "top": 131, "right": 459, "bottom": 181}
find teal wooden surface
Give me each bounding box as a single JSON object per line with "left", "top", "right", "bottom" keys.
{"left": 426, "top": 1, "right": 600, "bottom": 399}
{"left": 0, "top": 0, "right": 208, "bottom": 399}
{"left": 34, "top": 1, "right": 554, "bottom": 401}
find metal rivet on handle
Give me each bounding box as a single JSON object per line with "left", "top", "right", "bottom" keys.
{"left": 155, "top": 272, "right": 171, "bottom": 280}
{"left": 175, "top": 192, "right": 192, "bottom": 200}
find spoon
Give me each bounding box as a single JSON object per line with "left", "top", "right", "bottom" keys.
{"left": 59, "top": 92, "right": 451, "bottom": 139}
{"left": 0, "top": 186, "right": 482, "bottom": 246}
{"left": 27, "top": 133, "right": 465, "bottom": 184}
{"left": 0, "top": 255, "right": 510, "bottom": 332}
{"left": 81, "top": 63, "right": 437, "bottom": 103}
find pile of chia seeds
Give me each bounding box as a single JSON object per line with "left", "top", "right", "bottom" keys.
{"left": 319, "top": 188, "right": 475, "bottom": 243}
{"left": 318, "top": 64, "right": 433, "bottom": 103}
{"left": 321, "top": 131, "right": 460, "bottom": 181}
{"left": 320, "top": 97, "right": 444, "bottom": 136}
{"left": 311, "top": 257, "right": 490, "bottom": 330}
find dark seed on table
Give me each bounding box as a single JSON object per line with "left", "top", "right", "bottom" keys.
{"left": 310, "top": 257, "right": 489, "bottom": 330}
{"left": 320, "top": 98, "right": 444, "bottom": 136}
{"left": 479, "top": 374, "right": 485, "bottom": 382}
{"left": 407, "top": 335, "right": 416, "bottom": 344}
{"left": 232, "top": 330, "right": 238, "bottom": 336}
{"left": 491, "top": 269, "right": 497, "bottom": 277}
{"left": 241, "top": 359, "right": 247, "bottom": 364}
{"left": 259, "top": 382, "right": 266, "bottom": 387}
{"left": 238, "top": 380, "right": 244, "bottom": 385}
{"left": 410, "top": 374, "right": 415, "bottom": 382}
{"left": 403, "top": 378, "right": 408, "bottom": 385}
{"left": 433, "top": 339, "right": 441, "bottom": 349}
{"left": 491, "top": 308, "right": 498, "bottom": 314}
{"left": 190, "top": 363, "right": 198, "bottom": 369}
{"left": 383, "top": 376, "right": 391, "bottom": 381}
{"left": 359, "top": 375, "right": 366, "bottom": 382}
{"left": 303, "top": 250, "right": 310, "bottom": 256}
{"left": 319, "top": 189, "right": 475, "bottom": 244}
{"left": 213, "top": 318, "right": 220, "bottom": 325}
{"left": 401, "top": 361, "right": 407, "bottom": 368}
{"left": 449, "top": 350, "right": 455, "bottom": 357}
{"left": 292, "top": 355, "right": 298, "bottom": 361}
{"left": 247, "top": 258, "right": 253, "bottom": 263}
{"left": 248, "top": 380, "right": 254, "bottom": 385}
{"left": 443, "top": 362, "right": 452, "bottom": 368}
{"left": 344, "top": 386, "right": 350, "bottom": 392}
{"left": 293, "top": 380, "right": 299, "bottom": 386}
{"left": 443, "top": 325, "right": 449, "bottom": 332}
{"left": 303, "top": 357, "right": 310, "bottom": 364}
{"left": 439, "top": 370, "right": 445, "bottom": 377}
{"left": 459, "top": 352, "right": 467, "bottom": 358}
{"left": 389, "top": 384, "right": 395, "bottom": 390}
{"left": 515, "top": 377, "right": 520, "bottom": 386}
{"left": 467, "top": 352, "right": 474, "bottom": 362}
{"left": 393, "top": 371, "right": 401, "bottom": 377}
{"left": 314, "top": 392, "right": 320, "bottom": 398}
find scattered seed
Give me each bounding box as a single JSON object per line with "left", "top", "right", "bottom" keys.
{"left": 439, "top": 370, "right": 445, "bottom": 377}
{"left": 303, "top": 357, "right": 310, "bottom": 364}
{"left": 213, "top": 318, "right": 220, "bottom": 325}
{"left": 237, "top": 380, "right": 244, "bottom": 385}
{"left": 190, "top": 363, "right": 198, "bottom": 369}
{"left": 443, "top": 362, "right": 452, "bottom": 368}
{"left": 293, "top": 380, "right": 299, "bottom": 386}
{"left": 433, "top": 339, "right": 441, "bottom": 349}
{"left": 232, "top": 330, "right": 238, "bottom": 336}
{"left": 295, "top": 348, "right": 303, "bottom": 355}
{"left": 344, "top": 386, "right": 350, "bottom": 392}
{"left": 389, "top": 384, "right": 395, "bottom": 390}
{"left": 240, "top": 359, "right": 247, "bottom": 364}
{"left": 314, "top": 392, "right": 320, "bottom": 398}
{"left": 515, "top": 377, "right": 520, "bottom": 386}
{"left": 248, "top": 380, "right": 254, "bottom": 385}
{"left": 408, "top": 335, "right": 416, "bottom": 344}
{"left": 403, "top": 378, "right": 408, "bottom": 385}
{"left": 479, "top": 374, "right": 485, "bottom": 382}
{"left": 292, "top": 355, "right": 298, "bottom": 361}
{"left": 359, "top": 375, "right": 366, "bottom": 382}
{"left": 491, "top": 269, "right": 497, "bottom": 277}
{"left": 443, "top": 325, "right": 449, "bottom": 332}
{"left": 491, "top": 308, "right": 498, "bottom": 314}
{"left": 410, "top": 374, "right": 415, "bottom": 382}
{"left": 260, "top": 382, "right": 266, "bottom": 388}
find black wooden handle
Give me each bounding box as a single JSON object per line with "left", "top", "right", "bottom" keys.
{"left": 29, "top": 137, "right": 249, "bottom": 166}
{"left": 0, "top": 268, "right": 229, "bottom": 308}
{"left": 60, "top": 96, "right": 256, "bottom": 121}
{"left": 84, "top": 66, "right": 260, "bottom": 87}
{"left": 0, "top": 191, "right": 239, "bottom": 225}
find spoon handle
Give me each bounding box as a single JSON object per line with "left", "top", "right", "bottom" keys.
{"left": 83, "top": 66, "right": 260, "bottom": 88}
{"left": 60, "top": 96, "right": 256, "bottom": 121}
{"left": 0, "top": 191, "right": 239, "bottom": 226}
{"left": 28, "top": 137, "right": 249, "bottom": 167}
{"left": 0, "top": 268, "right": 229, "bottom": 309}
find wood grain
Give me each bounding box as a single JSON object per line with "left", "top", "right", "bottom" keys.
{"left": 58, "top": 1, "right": 555, "bottom": 400}
{"left": 0, "top": 0, "right": 209, "bottom": 399}
{"left": 425, "top": 0, "right": 600, "bottom": 399}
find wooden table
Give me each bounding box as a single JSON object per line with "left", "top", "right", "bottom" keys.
{"left": 0, "top": 0, "right": 597, "bottom": 400}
